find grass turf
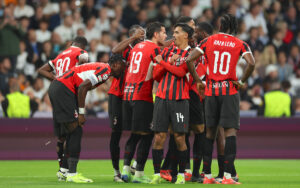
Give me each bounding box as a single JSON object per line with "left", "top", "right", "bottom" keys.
{"left": 0, "top": 159, "right": 299, "bottom": 188}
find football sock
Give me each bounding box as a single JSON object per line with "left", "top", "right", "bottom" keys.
{"left": 161, "top": 147, "right": 171, "bottom": 170}
{"left": 136, "top": 134, "right": 153, "bottom": 171}
{"left": 192, "top": 133, "right": 204, "bottom": 177}
{"left": 178, "top": 150, "right": 188, "bottom": 174}
{"left": 169, "top": 135, "right": 178, "bottom": 176}
{"left": 185, "top": 133, "right": 191, "bottom": 170}
{"left": 57, "top": 141, "right": 64, "bottom": 168}
{"left": 217, "top": 155, "right": 225, "bottom": 177}
{"left": 152, "top": 149, "right": 163, "bottom": 174}
{"left": 124, "top": 133, "right": 141, "bottom": 166}
{"left": 61, "top": 149, "right": 69, "bottom": 170}
{"left": 203, "top": 137, "right": 214, "bottom": 174}
{"left": 224, "top": 136, "right": 236, "bottom": 177}
{"left": 67, "top": 126, "right": 82, "bottom": 173}
{"left": 110, "top": 131, "right": 122, "bottom": 171}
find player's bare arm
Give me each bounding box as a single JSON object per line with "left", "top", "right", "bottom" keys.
{"left": 160, "top": 38, "right": 174, "bottom": 48}
{"left": 111, "top": 28, "right": 145, "bottom": 54}
{"left": 232, "top": 53, "right": 255, "bottom": 90}
{"left": 77, "top": 80, "right": 93, "bottom": 126}
{"left": 37, "top": 63, "right": 56, "bottom": 81}
{"left": 186, "top": 48, "right": 202, "bottom": 83}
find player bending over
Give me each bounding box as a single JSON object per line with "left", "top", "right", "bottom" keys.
{"left": 48, "top": 54, "right": 125, "bottom": 183}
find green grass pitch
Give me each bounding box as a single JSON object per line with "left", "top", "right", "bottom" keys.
{"left": 0, "top": 159, "right": 299, "bottom": 188}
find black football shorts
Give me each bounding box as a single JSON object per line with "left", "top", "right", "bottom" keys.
{"left": 205, "top": 93, "right": 240, "bottom": 130}
{"left": 189, "top": 90, "right": 204, "bottom": 125}
{"left": 152, "top": 97, "right": 189, "bottom": 133}
{"left": 108, "top": 94, "right": 123, "bottom": 131}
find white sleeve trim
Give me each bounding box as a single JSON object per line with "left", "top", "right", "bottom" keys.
{"left": 78, "top": 53, "right": 89, "bottom": 62}
{"left": 195, "top": 47, "right": 204, "bottom": 54}
{"left": 48, "top": 60, "right": 55, "bottom": 70}
{"left": 241, "top": 51, "right": 252, "bottom": 58}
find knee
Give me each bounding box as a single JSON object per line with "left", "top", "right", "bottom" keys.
{"left": 224, "top": 128, "right": 237, "bottom": 137}
{"left": 174, "top": 133, "right": 186, "bottom": 150}
{"left": 206, "top": 128, "right": 217, "bottom": 140}
{"left": 153, "top": 133, "right": 166, "bottom": 149}
{"left": 193, "top": 124, "right": 205, "bottom": 134}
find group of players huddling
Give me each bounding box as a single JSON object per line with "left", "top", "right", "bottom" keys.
{"left": 38, "top": 13, "right": 255, "bottom": 185}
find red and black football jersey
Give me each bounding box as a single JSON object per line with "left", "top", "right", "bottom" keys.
{"left": 123, "top": 40, "right": 160, "bottom": 103}
{"left": 189, "top": 59, "right": 206, "bottom": 100}
{"left": 108, "top": 45, "right": 132, "bottom": 98}
{"left": 48, "top": 46, "right": 88, "bottom": 77}
{"left": 196, "top": 33, "right": 252, "bottom": 96}
{"left": 57, "top": 62, "right": 111, "bottom": 95}
{"left": 155, "top": 45, "right": 191, "bottom": 100}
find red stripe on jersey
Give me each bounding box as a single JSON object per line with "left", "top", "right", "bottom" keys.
{"left": 108, "top": 46, "right": 132, "bottom": 98}
{"left": 156, "top": 45, "right": 190, "bottom": 100}
{"left": 123, "top": 41, "right": 160, "bottom": 102}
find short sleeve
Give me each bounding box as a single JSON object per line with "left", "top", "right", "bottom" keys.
{"left": 94, "top": 66, "right": 111, "bottom": 85}
{"left": 240, "top": 42, "right": 252, "bottom": 58}
{"left": 195, "top": 38, "right": 208, "bottom": 54}
{"left": 150, "top": 47, "right": 161, "bottom": 62}
{"left": 48, "top": 60, "right": 55, "bottom": 70}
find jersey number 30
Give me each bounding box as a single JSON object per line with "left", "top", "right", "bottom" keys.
{"left": 213, "top": 51, "right": 231, "bottom": 75}
{"left": 129, "top": 52, "right": 142, "bottom": 73}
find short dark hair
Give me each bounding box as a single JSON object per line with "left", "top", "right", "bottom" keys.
{"left": 197, "top": 22, "right": 213, "bottom": 35}
{"left": 219, "top": 14, "right": 238, "bottom": 35}
{"left": 176, "top": 16, "right": 193, "bottom": 24}
{"left": 146, "top": 22, "right": 165, "bottom": 39}
{"left": 108, "top": 54, "right": 125, "bottom": 66}
{"left": 174, "top": 23, "right": 194, "bottom": 38}
{"left": 73, "top": 36, "right": 88, "bottom": 48}
{"left": 129, "top": 24, "right": 143, "bottom": 36}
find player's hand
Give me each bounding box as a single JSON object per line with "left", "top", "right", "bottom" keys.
{"left": 196, "top": 81, "right": 205, "bottom": 97}
{"left": 232, "top": 81, "right": 245, "bottom": 90}
{"left": 78, "top": 114, "right": 86, "bottom": 127}
{"left": 133, "top": 28, "right": 145, "bottom": 40}
{"left": 170, "top": 54, "right": 180, "bottom": 64}
{"left": 154, "top": 55, "right": 163, "bottom": 64}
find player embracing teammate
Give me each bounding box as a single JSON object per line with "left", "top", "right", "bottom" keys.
{"left": 186, "top": 14, "right": 255, "bottom": 184}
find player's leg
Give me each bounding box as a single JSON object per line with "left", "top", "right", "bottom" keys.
{"left": 202, "top": 96, "right": 219, "bottom": 184}
{"left": 219, "top": 94, "right": 240, "bottom": 184}
{"left": 215, "top": 127, "right": 225, "bottom": 183}
{"left": 184, "top": 132, "right": 192, "bottom": 181}
{"left": 150, "top": 97, "right": 169, "bottom": 184}
{"left": 160, "top": 131, "right": 173, "bottom": 182}
{"left": 131, "top": 101, "right": 154, "bottom": 183}
{"left": 170, "top": 99, "right": 189, "bottom": 184}
{"left": 108, "top": 94, "right": 123, "bottom": 182}
{"left": 65, "top": 121, "right": 93, "bottom": 183}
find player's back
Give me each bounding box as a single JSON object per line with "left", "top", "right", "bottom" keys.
{"left": 57, "top": 62, "right": 110, "bottom": 94}
{"left": 124, "top": 40, "right": 160, "bottom": 102}
{"left": 196, "top": 33, "right": 251, "bottom": 96}
{"left": 49, "top": 46, "right": 88, "bottom": 77}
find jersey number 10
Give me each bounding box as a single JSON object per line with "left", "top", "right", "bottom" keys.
{"left": 213, "top": 51, "right": 231, "bottom": 75}
{"left": 129, "top": 52, "right": 142, "bottom": 73}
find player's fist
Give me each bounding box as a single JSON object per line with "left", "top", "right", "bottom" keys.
{"left": 78, "top": 114, "right": 86, "bottom": 127}
{"left": 232, "top": 81, "right": 246, "bottom": 90}
{"left": 133, "top": 28, "right": 145, "bottom": 39}
{"left": 170, "top": 54, "right": 180, "bottom": 64}
{"left": 154, "top": 55, "right": 163, "bottom": 63}
{"left": 196, "top": 81, "right": 205, "bottom": 97}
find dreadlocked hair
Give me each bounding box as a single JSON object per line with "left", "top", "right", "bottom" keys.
{"left": 219, "top": 14, "right": 238, "bottom": 35}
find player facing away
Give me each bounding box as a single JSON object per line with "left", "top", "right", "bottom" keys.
{"left": 186, "top": 14, "right": 255, "bottom": 184}
{"left": 107, "top": 25, "right": 145, "bottom": 182}
{"left": 121, "top": 22, "right": 167, "bottom": 183}
{"left": 48, "top": 55, "right": 126, "bottom": 183}
{"left": 37, "top": 36, "right": 88, "bottom": 180}
{"left": 150, "top": 23, "right": 194, "bottom": 184}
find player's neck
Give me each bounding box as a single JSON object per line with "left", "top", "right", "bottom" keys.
{"left": 177, "top": 41, "right": 189, "bottom": 50}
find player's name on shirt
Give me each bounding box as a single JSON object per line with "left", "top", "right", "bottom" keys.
{"left": 213, "top": 40, "right": 236, "bottom": 47}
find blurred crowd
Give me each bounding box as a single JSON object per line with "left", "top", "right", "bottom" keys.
{"left": 0, "top": 0, "right": 300, "bottom": 117}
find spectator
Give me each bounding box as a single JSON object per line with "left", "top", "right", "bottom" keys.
{"left": 122, "top": 0, "right": 139, "bottom": 29}
{"left": 104, "top": 0, "right": 116, "bottom": 19}
{"left": 0, "top": 58, "right": 11, "bottom": 96}
{"left": 25, "top": 29, "right": 43, "bottom": 65}
{"left": 19, "top": 16, "right": 30, "bottom": 34}
{"left": 259, "top": 81, "right": 292, "bottom": 117}
{"left": 29, "top": 6, "right": 44, "bottom": 29}
{"left": 72, "top": 10, "right": 85, "bottom": 34}
{"left": 81, "top": 0, "right": 98, "bottom": 23}
{"left": 180, "top": 5, "right": 191, "bottom": 17}
{"left": 36, "top": 19, "right": 51, "bottom": 43}
{"left": 284, "top": 6, "right": 299, "bottom": 33}
{"left": 88, "top": 39, "right": 98, "bottom": 62}
{"left": 53, "top": 14, "right": 74, "bottom": 43}
{"left": 1, "top": 76, "right": 38, "bottom": 118}
{"left": 260, "top": 44, "right": 277, "bottom": 66}
{"left": 97, "top": 31, "right": 111, "bottom": 52}
{"left": 156, "top": 4, "right": 173, "bottom": 33}
{"left": 36, "top": 40, "right": 56, "bottom": 69}
{"left": 277, "top": 51, "right": 293, "bottom": 82}
{"left": 270, "top": 29, "right": 286, "bottom": 53}
{"left": 190, "top": 0, "right": 211, "bottom": 19}
{"left": 263, "top": 64, "right": 279, "bottom": 92}
{"left": 14, "top": 0, "right": 34, "bottom": 18}
{"left": 50, "top": 32, "right": 63, "bottom": 55}
{"left": 16, "top": 40, "right": 28, "bottom": 72}
{"left": 38, "top": 93, "right": 52, "bottom": 112}
{"left": 95, "top": 7, "right": 110, "bottom": 33}
{"left": 170, "top": 0, "right": 182, "bottom": 18}
{"left": 23, "top": 77, "right": 46, "bottom": 100}
{"left": 40, "top": 0, "right": 59, "bottom": 17}
{"left": 49, "top": 1, "right": 70, "bottom": 31}
{"left": 0, "top": 7, "right": 26, "bottom": 73}
{"left": 246, "top": 26, "right": 264, "bottom": 51}
{"left": 136, "top": 9, "right": 148, "bottom": 28}
{"left": 97, "top": 51, "right": 109, "bottom": 62}
{"left": 145, "top": 1, "right": 158, "bottom": 20}
{"left": 289, "top": 65, "right": 300, "bottom": 97}
{"left": 84, "top": 16, "right": 101, "bottom": 42}
{"left": 249, "top": 83, "right": 264, "bottom": 110}
{"left": 237, "top": 20, "right": 248, "bottom": 41}
{"left": 288, "top": 45, "right": 300, "bottom": 71}
{"left": 244, "top": 2, "right": 268, "bottom": 35}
